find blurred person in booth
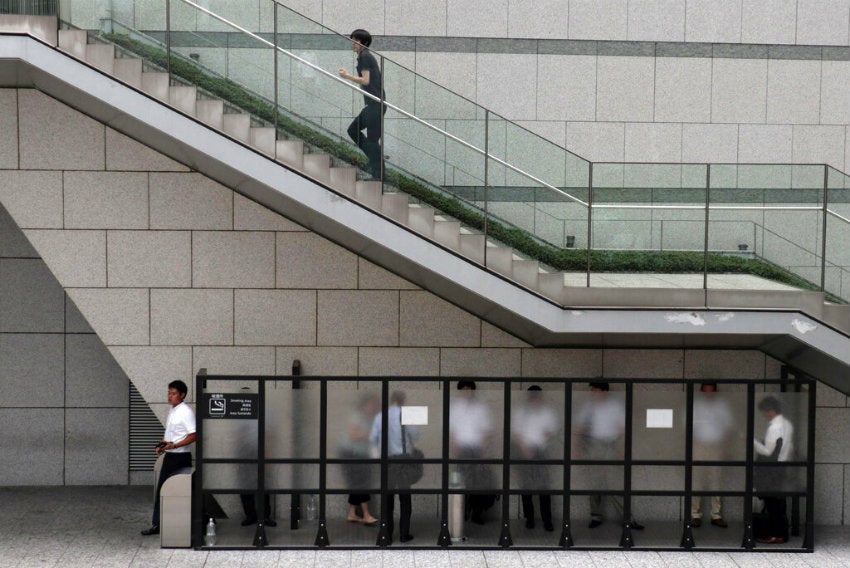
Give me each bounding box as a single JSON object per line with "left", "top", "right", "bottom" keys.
{"left": 511, "top": 385, "right": 559, "bottom": 531}
{"left": 370, "top": 390, "right": 419, "bottom": 543}
{"left": 573, "top": 382, "right": 644, "bottom": 531}
{"left": 691, "top": 382, "right": 733, "bottom": 528}
{"left": 449, "top": 379, "right": 498, "bottom": 525}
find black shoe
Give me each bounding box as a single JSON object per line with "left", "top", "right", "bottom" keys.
{"left": 525, "top": 519, "right": 535, "bottom": 529}
{"left": 140, "top": 525, "right": 160, "bottom": 536}
{"left": 588, "top": 519, "right": 602, "bottom": 529}
{"left": 630, "top": 521, "right": 645, "bottom": 531}
{"left": 399, "top": 534, "right": 414, "bottom": 543}
{"left": 263, "top": 518, "right": 277, "bottom": 527}
{"left": 241, "top": 517, "right": 257, "bottom": 526}
{"left": 544, "top": 522, "right": 554, "bottom": 532}
{"left": 691, "top": 518, "right": 701, "bottom": 527}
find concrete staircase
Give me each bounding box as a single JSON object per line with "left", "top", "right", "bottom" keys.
{"left": 57, "top": 31, "right": 555, "bottom": 294}
{"left": 56, "top": 30, "right": 850, "bottom": 334}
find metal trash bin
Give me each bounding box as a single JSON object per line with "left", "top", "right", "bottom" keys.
{"left": 154, "top": 454, "right": 194, "bottom": 548}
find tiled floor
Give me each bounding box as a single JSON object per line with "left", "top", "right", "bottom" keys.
{"left": 0, "top": 486, "right": 848, "bottom": 567}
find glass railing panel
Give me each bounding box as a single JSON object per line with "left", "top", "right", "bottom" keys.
{"left": 708, "top": 164, "right": 825, "bottom": 293}
{"left": 589, "top": 163, "right": 706, "bottom": 288}
{"left": 168, "top": 0, "right": 276, "bottom": 104}
{"left": 826, "top": 167, "right": 850, "bottom": 301}
{"left": 382, "top": 56, "right": 485, "bottom": 195}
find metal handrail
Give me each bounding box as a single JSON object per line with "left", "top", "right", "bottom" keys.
{"left": 177, "top": 0, "right": 591, "bottom": 207}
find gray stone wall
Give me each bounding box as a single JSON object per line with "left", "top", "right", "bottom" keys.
{"left": 0, "top": 199, "right": 129, "bottom": 485}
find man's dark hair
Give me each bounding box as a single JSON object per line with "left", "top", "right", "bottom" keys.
{"left": 589, "top": 381, "right": 609, "bottom": 391}
{"left": 169, "top": 380, "right": 188, "bottom": 396}
{"left": 457, "top": 379, "right": 476, "bottom": 390}
{"left": 758, "top": 396, "right": 782, "bottom": 414}
{"left": 350, "top": 29, "right": 372, "bottom": 47}
{"left": 527, "top": 385, "right": 542, "bottom": 392}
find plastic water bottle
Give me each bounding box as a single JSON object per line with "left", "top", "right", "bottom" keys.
{"left": 204, "top": 517, "right": 217, "bottom": 546}
{"left": 306, "top": 494, "right": 318, "bottom": 521}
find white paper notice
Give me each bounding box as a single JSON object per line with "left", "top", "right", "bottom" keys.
{"left": 646, "top": 408, "right": 673, "bottom": 429}
{"left": 401, "top": 406, "right": 429, "bottom": 426}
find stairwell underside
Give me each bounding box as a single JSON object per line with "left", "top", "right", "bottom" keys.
{"left": 1, "top": 33, "right": 849, "bottom": 392}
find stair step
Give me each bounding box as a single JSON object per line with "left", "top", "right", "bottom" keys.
{"left": 58, "top": 29, "right": 86, "bottom": 59}
{"left": 539, "top": 272, "right": 567, "bottom": 302}
{"left": 302, "top": 154, "right": 330, "bottom": 183}
{"left": 250, "top": 127, "right": 276, "bottom": 156}
{"left": 512, "top": 259, "right": 541, "bottom": 289}
{"left": 168, "top": 86, "right": 197, "bottom": 115}
{"left": 434, "top": 219, "right": 461, "bottom": 250}
{"left": 329, "top": 167, "right": 357, "bottom": 195}
{"left": 355, "top": 181, "right": 382, "bottom": 209}
{"left": 140, "top": 72, "right": 169, "bottom": 101}
{"left": 485, "top": 246, "right": 515, "bottom": 276}
{"left": 113, "top": 58, "right": 142, "bottom": 89}
{"left": 276, "top": 140, "right": 304, "bottom": 169}
{"left": 195, "top": 99, "right": 224, "bottom": 129}
{"left": 382, "top": 193, "right": 409, "bottom": 223}
{"left": 459, "top": 232, "right": 486, "bottom": 264}
{"left": 85, "top": 43, "right": 114, "bottom": 73}
{"left": 408, "top": 204, "right": 435, "bottom": 236}
{"left": 222, "top": 113, "right": 251, "bottom": 143}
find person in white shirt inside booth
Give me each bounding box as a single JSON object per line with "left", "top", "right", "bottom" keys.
{"left": 141, "top": 380, "right": 197, "bottom": 536}
{"left": 691, "top": 382, "right": 733, "bottom": 528}
{"left": 753, "top": 395, "right": 794, "bottom": 544}
{"left": 511, "top": 385, "right": 559, "bottom": 531}
{"left": 574, "top": 382, "right": 644, "bottom": 531}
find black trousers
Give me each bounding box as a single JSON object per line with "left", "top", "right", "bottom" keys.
{"left": 521, "top": 494, "right": 552, "bottom": 525}
{"left": 385, "top": 492, "right": 412, "bottom": 539}
{"left": 347, "top": 102, "right": 383, "bottom": 178}
{"left": 152, "top": 452, "right": 192, "bottom": 526}
{"left": 762, "top": 496, "right": 789, "bottom": 539}
{"left": 240, "top": 492, "right": 272, "bottom": 521}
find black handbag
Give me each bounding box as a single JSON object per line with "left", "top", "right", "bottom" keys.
{"left": 393, "top": 421, "right": 424, "bottom": 487}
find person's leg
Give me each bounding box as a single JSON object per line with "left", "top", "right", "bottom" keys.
{"left": 362, "top": 103, "right": 383, "bottom": 178}
{"left": 539, "top": 494, "right": 553, "bottom": 530}
{"left": 691, "top": 496, "right": 702, "bottom": 521}
{"left": 589, "top": 494, "right": 602, "bottom": 523}
{"left": 151, "top": 453, "right": 191, "bottom": 527}
{"left": 240, "top": 493, "right": 258, "bottom": 523}
{"left": 399, "top": 493, "right": 413, "bottom": 539}
{"left": 710, "top": 495, "right": 723, "bottom": 520}
{"left": 385, "top": 492, "right": 396, "bottom": 540}
{"left": 521, "top": 494, "right": 534, "bottom": 527}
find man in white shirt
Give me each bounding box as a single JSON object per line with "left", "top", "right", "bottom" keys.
{"left": 141, "top": 380, "right": 197, "bottom": 536}
{"left": 450, "top": 380, "right": 496, "bottom": 525}
{"left": 753, "top": 395, "right": 794, "bottom": 544}
{"left": 512, "top": 385, "right": 559, "bottom": 531}
{"left": 370, "top": 390, "right": 419, "bottom": 543}
{"left": 691, "top": 383, "right": 733, "bottom": 528}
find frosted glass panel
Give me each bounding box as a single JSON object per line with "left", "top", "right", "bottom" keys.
{"left": 265, "top": 381, "right": 320, "bottom": 459}
{"left": 449, "top": 382, "right": 503, "bottom": 459}
{"left": 632, "top": 389, "right": 686, "bottom": 461}
{"left": 693, "top": 388, "right": 747, "bottom": 462}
